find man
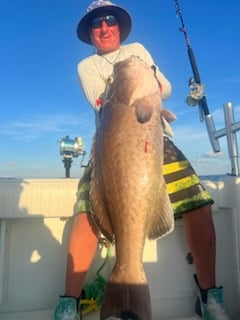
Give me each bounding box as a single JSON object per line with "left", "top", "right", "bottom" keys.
{"left": 54, "top": 1, "right": 231, "bottom": 320}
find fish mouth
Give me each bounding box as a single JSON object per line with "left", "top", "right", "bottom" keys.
{"left": 114, "top": 55, "right": 150, "bottom": 72}
{"left": 112, "top": 56, "right": 156, "bottom": 91}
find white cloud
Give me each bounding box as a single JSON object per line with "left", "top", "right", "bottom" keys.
{"left": 170, "top": 118, "right": 232, "bottom": 175}
{"left": 0, "top": 112, "right": 94, "bottom": 142}
{"left": 202, "top": 151, "right": 226, "bottom": 159}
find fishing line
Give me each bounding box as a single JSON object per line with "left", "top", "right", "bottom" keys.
{"left": 80, "top": 243, "right": 110, "bottom": 316}
{"left": 174, "top": 0, "right": 207, "bottom": 114}
{"left": 174, "top": 0, "right": 220, "bottom": 152}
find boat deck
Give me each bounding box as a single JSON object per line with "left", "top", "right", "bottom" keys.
{"left": 0, "top": 177, "right": 240, "bottom": 319}
{"left": 0, "top": 309, "right": 198, "bottom": 320}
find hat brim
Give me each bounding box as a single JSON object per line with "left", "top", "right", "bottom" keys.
{"left": 77, "top": 5, "right": 132, "bottom": 44}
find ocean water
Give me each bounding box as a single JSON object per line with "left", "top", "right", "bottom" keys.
{"left": 199, "top": 174, "right": 225, "bottom": 181}
{"left": 0, "top": 174, "right": 234, "bottom": 181}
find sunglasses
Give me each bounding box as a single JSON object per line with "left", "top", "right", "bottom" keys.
{"left": 91, "top": 15, "right": 118, "bottom": 29}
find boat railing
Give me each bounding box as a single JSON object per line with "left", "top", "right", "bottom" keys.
{"left": 206, "top": 102, "right": 240, "bottom": 176}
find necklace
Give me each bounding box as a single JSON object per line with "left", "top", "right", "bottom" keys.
{"left": 101, "top": 48, "right": 121, "bottom": 65}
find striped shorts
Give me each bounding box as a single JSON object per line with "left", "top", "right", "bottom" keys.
{"left": 75, "top": 137, "right": 213, "bottom": 219}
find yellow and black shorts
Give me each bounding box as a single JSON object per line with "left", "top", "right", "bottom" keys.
{"left": 75, "top": 137, "right": 214, "bottom": 219}
{"left": 163, "top": 137, "right": 213, "bottom": 218}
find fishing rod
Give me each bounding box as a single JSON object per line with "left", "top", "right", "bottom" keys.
{"left": 174, "top": 0, "right": 220, "bottom": 152}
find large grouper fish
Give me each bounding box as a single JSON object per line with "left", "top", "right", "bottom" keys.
{"left": 90, "top": 55, "right": 174, "bottom": 320}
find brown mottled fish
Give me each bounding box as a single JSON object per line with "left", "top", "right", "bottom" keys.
{"left": 90, "top": 56, "right": 174, "bottom": 320}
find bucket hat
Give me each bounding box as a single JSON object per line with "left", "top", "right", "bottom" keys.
{"left": 77, "top": 0, "right": 132, "bottom": 44}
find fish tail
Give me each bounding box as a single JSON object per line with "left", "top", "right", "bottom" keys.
{"left": 100, "top": 282, "right": 151, "bottom": 320}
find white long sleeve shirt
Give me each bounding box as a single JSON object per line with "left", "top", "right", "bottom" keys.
{"left": 77, "top": 42, "right": 172, "bottom": 125}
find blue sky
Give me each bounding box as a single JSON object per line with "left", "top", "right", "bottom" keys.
{"left": 1, "top": 0, "right": 240, "bottom": 179}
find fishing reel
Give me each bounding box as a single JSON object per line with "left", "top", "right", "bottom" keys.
{"left": 60, "top": 135, "right": 85, "bottom": 158}
{"left": 60, "top": 135, "right": 86, "bottom": 178}
{"left": 186, "top": 77, "right": 205, "bottom": 107}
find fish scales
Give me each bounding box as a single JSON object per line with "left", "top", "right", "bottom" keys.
{"left": 90, "top": 56, "right": 174, "bottom": 320}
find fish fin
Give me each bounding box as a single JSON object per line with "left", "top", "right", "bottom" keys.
{"left": 148, "top": 179, "right": 174, "bottom": 239}
{"left": 135, "top": 97, "right": 154, "bottom": 123}
{"left": 90, "top": 136, "right": 114, "bottom": 243}
{"left": 161, "top": 109, "right": 177, "bottom": 122}
{"left": 162, "top": 116, "right": 174, "bottom": 138}
{"left": 90, "top": 179, "right": 114, "bottom": 243}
